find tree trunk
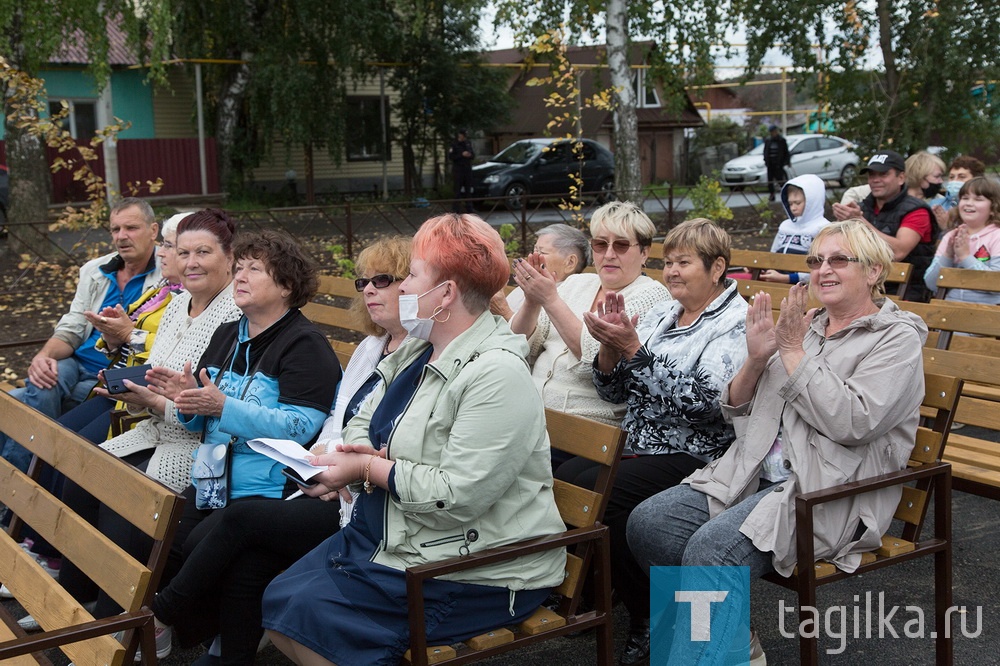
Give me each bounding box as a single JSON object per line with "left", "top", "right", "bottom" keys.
{"left": 215, "top": 58, "right": 252, "bottom": 194}
{"left": 606, "top": 0, "right": 640, "bottom": 203}
{"left": 2, "top": 11, "right": 56, "bottom": 259}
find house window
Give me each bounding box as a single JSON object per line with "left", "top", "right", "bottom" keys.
{"left": 48, "top": 100, "right": 98, "bottom": 139}
{"left": 632, "top": 70, "right": 660, "bottom": 108}
{"left": 346, "top": 97, "right": 390, "bottom": 161}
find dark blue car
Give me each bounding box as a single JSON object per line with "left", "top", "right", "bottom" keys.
{"left": 471, "top": 138, "right": 615, "bottom": 209}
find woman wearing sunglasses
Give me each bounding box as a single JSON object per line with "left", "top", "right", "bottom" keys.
{"left": 577, "top": 217, "right": 749, "bottom": 665}
{"left": 628, "top": 219, "right": 926, "bottom": 664}
{"left": 509, "top": 201, "right": 669, "bottom": 429}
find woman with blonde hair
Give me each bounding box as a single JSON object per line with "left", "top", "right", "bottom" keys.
{"left": 263, "top": 214, "right": 565, "bottom": 666}
{"left": 629, "top": 219, "right": 926, "bottom": 664}
{"left": 510, "top": 201, "right": 669, "bottom": 427}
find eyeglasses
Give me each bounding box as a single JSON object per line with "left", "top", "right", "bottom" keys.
{"left": 590, "top": 238, "right": 640, "bottom": 255}
{"left": 159, "top": 241, "right": 175, "bottom": 250}
{"left": 804, "top": 254, "right": 861, "bottom": 270}
{"left": 354, "top": 274, "right": 400, "bottom": 291}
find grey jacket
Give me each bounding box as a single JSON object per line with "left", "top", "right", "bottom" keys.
{"left": 343, "top": 311, "right": 566, "bottom": 591}
{"left": 685, "top": 298, "right": 927, "bottom": 576}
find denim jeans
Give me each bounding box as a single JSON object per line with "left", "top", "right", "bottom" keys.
{"left": 0, "top": 356, "right": 98, "bottom": 472}
{"left": 627, "top": 482, "right": 777, "bottom": 662}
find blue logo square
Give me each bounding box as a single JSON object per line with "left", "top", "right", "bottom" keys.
{"left": 650, "top": 566, "right": 751, "bottom": 665}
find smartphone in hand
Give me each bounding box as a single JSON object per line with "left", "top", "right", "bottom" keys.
{"left": 104, "top": 364, "right": 153, "bottom": 394}
{"left": 282, "top": 467, "right": 319, "bottom": 489}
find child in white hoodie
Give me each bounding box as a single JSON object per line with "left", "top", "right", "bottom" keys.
{"left": 759, "top": 173, "right": 831, "bottom": 284}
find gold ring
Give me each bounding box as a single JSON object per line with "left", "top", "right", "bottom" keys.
{"left": 100, "top": 316, "right": 108, "bottom": 324}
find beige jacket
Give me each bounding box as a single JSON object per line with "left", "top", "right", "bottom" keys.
{"left": 685, "top": 298, "right": 927, "bottom": 576}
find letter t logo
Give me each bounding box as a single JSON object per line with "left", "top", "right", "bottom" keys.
{"left": 675, "top": 590, "right": 729, "bottom": 641}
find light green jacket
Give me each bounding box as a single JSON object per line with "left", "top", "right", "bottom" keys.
{"left": 344, "top": 310, "right": 566, "bottom": 591}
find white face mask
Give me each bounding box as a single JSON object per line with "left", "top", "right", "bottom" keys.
{"left": 398, "top": 281, "right": 448, "bottom": 341}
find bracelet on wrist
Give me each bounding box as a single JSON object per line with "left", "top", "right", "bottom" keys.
{"left": 363, "top": 454, "right": 377, "bottom": 494}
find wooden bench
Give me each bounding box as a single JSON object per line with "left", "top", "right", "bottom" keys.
{"left": 402, "top": 409, "right": 627, "bottom": 666}
{"left": 302, "top": 275, "right": 368, "bottom": 366}
{"left": 922, "top": 348, "right": 1000, "bottom": 499}
{"left": 933, "top": 266, "right": 1000, "bottom": 300}
{"left": 765, "top": 372, "right": 963, "bottom": 665}
{"left": 0, "top": 390, "right": 185, "bottom": 665}
{"left": 728, "top": 249, "right": 913, "bottom": 297}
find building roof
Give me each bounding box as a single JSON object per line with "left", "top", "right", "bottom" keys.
{"left": 48, "top": 15, "right": 142, "bottom": 67}
{"left": 484, "top": 43, "right": 704, "bottom": 139}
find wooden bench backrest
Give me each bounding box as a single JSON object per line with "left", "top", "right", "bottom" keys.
{"left": 922, "top": 348, "right": 1000, "bottom": 497}
{"left": 0, "top": 391, "right": 184, "bottom": 665}
{"left": 934, "top": 267, "right": 1000, "bottom": 299}
{"left": 728, "top": 249, "right": 912, "bottom": 293}
{"left": 545, "top": 409, "right": 626, "bottom": 600}
{"left": 300, "top": 275, "right": 367, "bottom": 336}
{"left": 894, "top": 373, "right": 962, "bottom": 536}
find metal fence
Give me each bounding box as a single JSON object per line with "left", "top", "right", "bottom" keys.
{"left": 1, "top": 183, "right": 847, "bottom": 294}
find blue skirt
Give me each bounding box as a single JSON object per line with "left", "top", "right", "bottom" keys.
{"left": 262, "top": 493, "right": 550, "bottom": 666}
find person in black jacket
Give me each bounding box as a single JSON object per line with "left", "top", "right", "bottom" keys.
{"left": 449, "top": 129, "right": 475, "bottom": 212}
{"left": 763, "top": 125, "right": 790, "bottom": 201}
{"left": 832, "top": 149, "right": 938, "bottom": 301}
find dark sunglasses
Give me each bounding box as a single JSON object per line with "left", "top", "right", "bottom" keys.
{"left": 354, "top": 274, "right": 400, "bottom": 291}
{"left": 804, "top": 254, "right": 861, "bottom": 270}
{"left": 590, "top": 238, "right": 640, "bottom": 255}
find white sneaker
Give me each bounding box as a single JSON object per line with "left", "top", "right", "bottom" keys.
{"left": 134, "top": 623, "right": 172, "bottom": 662}
{"left": 17, "top": 614, "right": 40, "bottom": 631}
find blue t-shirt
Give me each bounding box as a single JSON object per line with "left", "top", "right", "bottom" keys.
{"left": 73, "top": 258, "right": 156, "bottom": 373}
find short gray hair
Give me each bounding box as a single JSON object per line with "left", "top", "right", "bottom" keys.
{"left": 111, "top": 197, "right": 155, "bottom": 226}
{"left": 536, "top": 224, "right": 591, "bottom": 273}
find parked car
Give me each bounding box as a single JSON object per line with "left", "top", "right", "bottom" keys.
{"left": 720, "top": 134, "right": 859, "bottom": 190}
{"left": 472, "top": 138, "right": 615, "bottom": 209}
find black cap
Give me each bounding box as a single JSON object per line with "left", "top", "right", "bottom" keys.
{"left": 768, "top": 124, "right": 778, "bottom": 132}
{"left": 860, "top": 149, "right": 906, "bottom": 174}
{"left": 457, "top": 128, "right": 467, "bottom": 136}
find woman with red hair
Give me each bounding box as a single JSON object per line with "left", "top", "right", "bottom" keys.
{"left": 262, "top": 214, "right": 565, "bottom": 666}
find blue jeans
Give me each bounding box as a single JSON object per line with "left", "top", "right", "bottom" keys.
{"left": 627, "top": 482, "right": 777, "bottom": 662}
{"left": 0, "top": 356, "right": 98, "bottom": 472}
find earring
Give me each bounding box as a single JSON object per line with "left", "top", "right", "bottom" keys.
{"left": 431, "top": 306, "right": 451, "bottom": 323}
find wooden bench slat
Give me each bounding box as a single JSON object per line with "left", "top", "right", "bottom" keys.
{"left": 551, "top": 480, "right": 602, "bottom": 528}
{"left": 955, "top": 396, "right": 1000, "bottom": 430}
{"left": 554, "top": 553, "right": 584, "bottom": 598}
{"left": 519, "top": 607, "right": 567, "bottom": 635}
{"left": 935, "top": 267, "right": 1000, "bottom": 293}
{"left": 0, "top": 533, "right": 123, "bottom": 666}
{"left": 545, "top": 410, "right": 621, "bottom": 466}
{"left": 0, "top": 395, "right": 180, "bottom": 541}
{"left": 402, "top": 645, "right": 457, "bottom": 664}
{"left": 466, "top": 628, "right": 515, "bottom": 651}
{"left": 0, "top": 460, "right": 151, "bottom": 612}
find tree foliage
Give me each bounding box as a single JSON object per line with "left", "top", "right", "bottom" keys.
{"left": 170, "top": 0, "right": 393, "bottom": 193}
{"left": 740, "top": 0, "right": 1000, "bottom": 157}
{"left": 381, "top": 0, "right": 513, "bottom": 194}
{"left": 0, "top": 1, "right": 171, "bottom": 255}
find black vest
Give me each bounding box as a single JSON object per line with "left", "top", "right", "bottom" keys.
{"left": 861, "top": 188, "right": 937, "bottom": 301}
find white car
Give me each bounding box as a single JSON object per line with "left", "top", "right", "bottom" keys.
{"left": 720, "top": 134, "right": 859, "bottom": 189}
